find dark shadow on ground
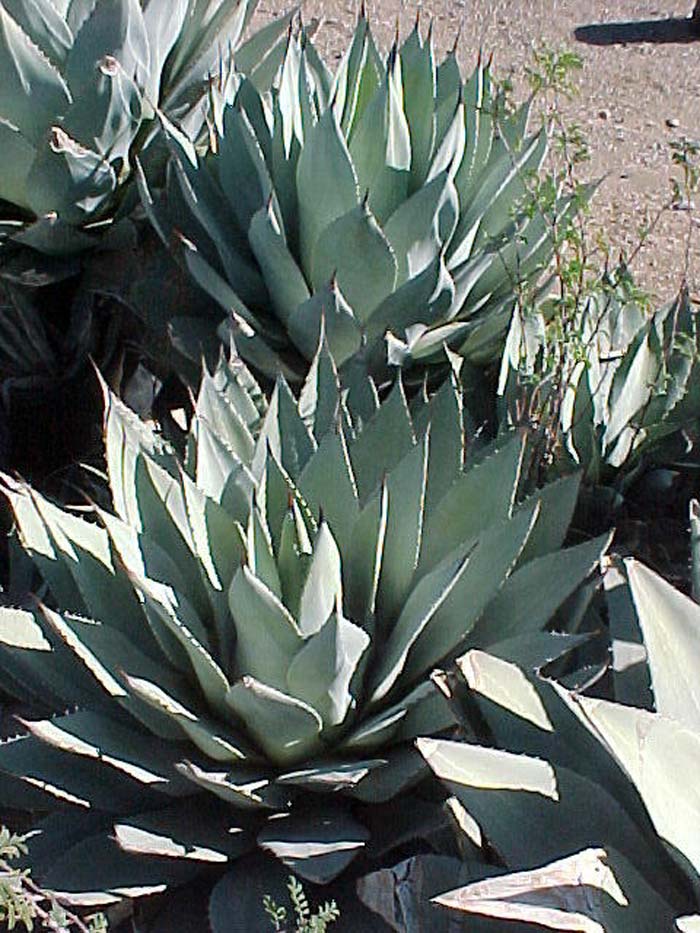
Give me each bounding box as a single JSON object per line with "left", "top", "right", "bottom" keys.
{"left": 574, "top": 16, "right": 700, "bottom": 45}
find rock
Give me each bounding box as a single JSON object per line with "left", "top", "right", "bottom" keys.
{"left": 666, "top": 117, "right": 681, "bottom": 128}
{"left": 598, "top": 109, "right": 611, "bottom": 120}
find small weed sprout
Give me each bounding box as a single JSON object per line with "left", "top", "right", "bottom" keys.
{"left": 263, "top": 876, "right": 340, "bottom": 932}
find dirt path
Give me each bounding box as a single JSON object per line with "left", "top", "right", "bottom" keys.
{"left": 257, "top": 0, "right": 700, "bottom": 304}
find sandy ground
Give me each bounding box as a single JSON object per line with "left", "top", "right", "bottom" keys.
{"left": 256, "top": 0, "right": 700, "bottom": 305}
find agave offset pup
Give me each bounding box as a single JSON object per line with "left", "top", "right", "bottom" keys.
{"left": 0, "top": 338, "right": 608, "bottom": 923}
{"left": 0, "top": 0, "right": 293, "bottom": 255}
{"left": 409, "top": 557, "right": 700, "bottom": 931}
{"left": 141, "top": 12, "right": 573, "bottom": 383}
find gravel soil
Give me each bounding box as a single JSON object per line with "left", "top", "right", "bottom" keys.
{"left": 255, "top": 0, "right": 700, "bottom": 304}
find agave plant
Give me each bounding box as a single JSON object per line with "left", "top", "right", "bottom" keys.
{"left": 0, "top": 338, "right": 608, "bottom": 923}
{"left": 140, "top": 12, "right": 572, "bottom": 384}
{"left": 411, "top": 557, "right": 700, "bottom": 931}
{"left": 0, "top": 0, "right": 293, "bottom": 254}
{"left": 499, "top": 270, "right": 700, "bottom": 486}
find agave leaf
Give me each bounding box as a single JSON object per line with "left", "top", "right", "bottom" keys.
{"left": 62, "top": 59, "right": 143, "bottom": 165}
{"left": 257, "top": 807, "right": 369, "bottom": 884}
{"left": 419, "top": 433, "right": 524, "bottom": 573}
{"left": 277, "top": 500, "right": 313, "bottom": 617}
{"left": 276, "top": 758, "right": 385, "bottom": 792}
{"left": 235, "top": 6, "right": 296, "bottom": 90}
{"left": 678, "top": 917, "right": 700, "bottom": 932}
{"left": 348, "top": 45, "right": 411, "bottom": 222}
{"left": 603, "top": 562, "right": 652, "bottom": 708}
{"left": 41, "top": 833, "right": 200, "bottom": 906}
{"left": 134, "top": 456, "right": 210, "bottom": 615}
{"left": 427, "top": 94, "right": 465, "bottom": 185}
{"left": 171, "top": 155, "right": 265, "bottom": 310}
{"left": 3, "top": 0, "right": 73, "bottom": 65}
{"left": 400, "top": 22, "right": 436, "bottom": 190}
{"left": 180, "top": 469, "right": 246, "bottom": 610}
{"left": 139, "top": 0, "right": 190, "bottom": 106}
{"left": 296, "top": 105, "right": 359, "bottom": 275}
{"left": 384, "top": 170, "right": 458, "bottom": 283}
{"left": 516, "top": 473, "right": 583, "bottom": 562}
{"left": 296, "top": 522, "right": 343, "bottom": 636}
{"left": 276, "top": 29, "right": 303, "bottom": 154}
{"left": 365, "top": 251, "right": 456, "bottom": 346}
{"left": 310, "top": 201, "right": 398, "bottom": 323}
{"left": 406, "top": 501, "right": 539, "bottom": 687}
{"left": 298, "top": 331, "right": 344, "bottom": 440}
{"left": 458, "top": 650, "right": 554, "bottom": 733}
{"left": 434, "top": 47, "right": 461, "bottom": 132}
{"left": 246, "top": 505, "right": 282, "bottom": 597}
{"left": 0, "top": 731, "right": 170, "bottom": 813}
{"left": 133, "top": 574, "right": 231, "bottom": 717}
{"left": 296, "top": 426, "right": 359, "bottom": 554}
{"left": 216, "top": 105, "right": 275, "bottom": 234}
{"left": 229, "top": 564, "right": 302, "bottom": 690}
{"left": 22, "top": 485, "right": 154, "bottom": 646}
{"left": 455, "top": 60, "right": 493, "bottom": 202}
{"left": 287, "top": 612, "right": 370, "bottom": 727}
{"left": 574, "top": 694, "right": 700, "bottom": 876}
{"left": 177, "top": 760, "right": 288, "bottom": 810}
{"left": 472, "top": 129, "right": 548, "bottom": 250}
{"left": 418, "top": 736, "right": 558, "bottom": 799}
{"left": 347, "top": 746, "right": 427, "bottom": 804}
{"left": 25, "top": 129, "right": 117, "bottom": 225}
{"left": 114, "top": 798, "right": 255, "bottom": 863}
{"left": 624, "top": 558, "right": 700, "bottom": 731}
{"left": 480, "top": 631, "right": 591, "bottom": 674}
{"left": 1, "top": 475, "right": 92, "bottom": 612}
{"left": 252, "top": 377, "right": 316, "bottom": 481}
{"left": 248, "top": 199, "right": 310, "bottom": 327}
{"left": 287, "top": 276, "right": 363, "bottom": 365}
{"left": 102, "top": 377, "right": 179, "bottom": 526}
{"left": 370, "top": 544, "right": 473, "bottom": 704}
{"left": 472, "top": 533, "right": 611, "bottom": 648}
{"left": 375, "top": 432, "right": 429, "bottom": 624}
{"left": 65, "top": 0, "right": 149, "bottom": 92}
{"left": 0, "top": 606, "right": 111, "bottom": 713}
{"left": 20, "top": 710, "right": 191, "bottom": 794}
{"left": 122, "top": 671, "right": 252, "bottom": 760}
{"left": 344, "top": 482, "right": 388, "bottom": 623}
{"left": 433, "top": 848, "right": 627, "bottom": 932}
{"left": 348, "top": 679, "right": 454, "bottom": 752}
{"left": 348, "top": 377, "right": 415, "bottom": 501}
{"left": 226, "top": 676, "right": 323, "bottom": 765}
{"left": 332, "top": 12, "right": 378, "bottom": 136}
{"left": 0, "top": 120, "right": 34, "bottom": 209}
{"left": 0, "top": 5, "right": 72, "bottom": 143}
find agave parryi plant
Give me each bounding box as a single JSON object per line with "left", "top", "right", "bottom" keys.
{"left": 140, "top": 11, "right": 571, "bottom": 383}
{"left": 0, "top": 338, "right": 609, "bottom": 921}
{"left": 0, "top": 0, "right": 293, "bottom": 255}
{"left": 409, "top": 557, "right": 700, "bottom": 932}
